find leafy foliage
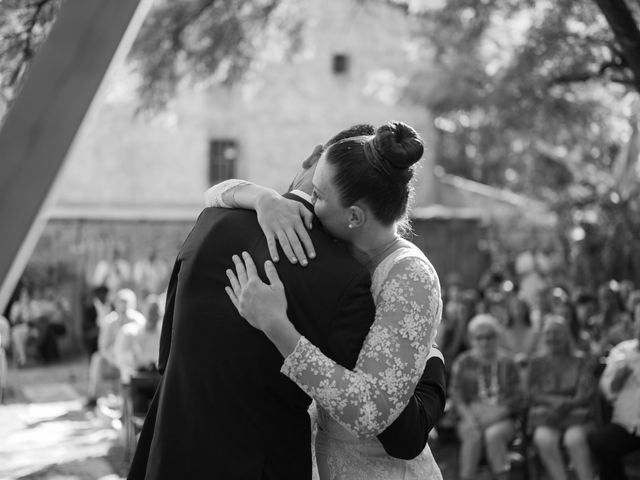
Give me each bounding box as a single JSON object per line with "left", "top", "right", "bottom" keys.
{"left": 129, "top": 0, "right": 303, "bottom": 109}
{"left": 0, "top": 0, "right": 302, "bottom": 114}
{"left": 0, "top": 0, "right": 61, "bottom": 118}
{"left": 400, "top": 0, "right": 640, "bottom": 284}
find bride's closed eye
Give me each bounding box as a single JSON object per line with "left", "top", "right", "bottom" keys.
{"left": 311, "top": 189, "right": 319, "bottom": 204}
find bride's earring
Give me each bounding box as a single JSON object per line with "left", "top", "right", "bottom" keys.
{"left": 347, "top": 205, "right": 364, "bottom": 230}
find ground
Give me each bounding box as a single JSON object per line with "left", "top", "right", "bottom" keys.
{"left": 0, "top": 357, "right": 465, "bottom": 480}
{"left": 0, "top": 358, "right": 129, "bottom": 480}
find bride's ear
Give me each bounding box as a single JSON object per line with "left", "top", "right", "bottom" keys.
{"left": 347, "top": 205, "right": 366, "bottom": 230}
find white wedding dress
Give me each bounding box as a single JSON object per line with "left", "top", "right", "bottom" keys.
{"left": 283, "top": 244, "right": 443, "bottom": 480}
{"left": 205, "top": 182, "right": 443, "bottom": 479}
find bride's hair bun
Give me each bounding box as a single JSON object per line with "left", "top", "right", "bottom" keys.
{"left": 372, "top": 122, "right": 424, "bottom": 170}
{"left": 323, "top": 121, "right": 424, "bottom": 225}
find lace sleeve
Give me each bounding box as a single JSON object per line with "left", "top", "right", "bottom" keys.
{"left": 204, "top": 179, "right": 251, "bottom": 208}
{"left": 281, "top": 256, "right": 442, "bottom": 438}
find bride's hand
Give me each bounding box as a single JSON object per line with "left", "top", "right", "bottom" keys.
{"left": 255, "top": 191, "right": 315, "bottom": 266}
{"left": 225, "top": 252, "right": 288, "bottom": 332}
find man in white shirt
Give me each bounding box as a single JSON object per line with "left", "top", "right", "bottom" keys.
{"left": 115, "top": 296, "right": 161, "bottom": 384}
{"left": 115, "top": 296, "right": 162, "bottom": 416}
{"left": 588, "top": 306, "right": 640, "bottom": 480}
{"left": 86, "top": 288, "right": 145, "bottom": 408}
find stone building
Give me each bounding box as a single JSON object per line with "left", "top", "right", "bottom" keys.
{"left": 52, "top": 0, "right": 436, "bottom": 220}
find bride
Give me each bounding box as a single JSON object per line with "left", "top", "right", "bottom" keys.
{"left": 207, "top": 122, "right": 443, "bottom": 479}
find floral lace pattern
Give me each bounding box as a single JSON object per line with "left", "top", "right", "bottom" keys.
{"left": 313, "top": 403, "right": 443, "bottom": 480}
{"left": 282, "top": 244, "right": 442, "bottom": 439}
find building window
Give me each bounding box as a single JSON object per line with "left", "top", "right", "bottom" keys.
{"left": 332, "top": 53, "right": 349, "bottom": 75}
{"left": 209, "top": 139, "right": 238, "bottom": 185}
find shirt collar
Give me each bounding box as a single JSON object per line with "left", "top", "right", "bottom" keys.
{"left": 289, "top": 189, "right": 313, "bottom": 204}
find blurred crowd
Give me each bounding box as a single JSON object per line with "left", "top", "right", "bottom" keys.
{"left": 83, "top": 286, "right": 163, "bottom": 410}
{"left": 1, "top": 243, "right": 639, "bottom": 480}
{"left": 3, "top": 285, "right": 71, "bottom": 368}
{"left": 0, "top": 249, "right": 169, "bottom": 407}
{"left": 438, "top": 247, "right": 640, "bottom": 480}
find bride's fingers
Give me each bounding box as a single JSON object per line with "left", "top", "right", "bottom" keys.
{"left": 226, "top": 268, "right": 241, "bottom": 296}
{"left": 276, "top": 230, "right": 298, "bottom": 264}
{"left": 224, "top": 286, "right": 239, "bottom": 310}
{"left": 264, "top": 260, "right": 283, "bottom": 290}
{"left": 298, "top": 204, "right": 314, "bottom": 230}
{"left": 232, "top": 254, "right": 248, "bottom": 285}
{"left": 293, "top": 221, "right": 315, "bottom": 261}
{"left": 284, "top": 227, "right": 308, "bottom": 266}
{"left": 241, "top": 252, "right": 259, "bottom": 279}
{"left": 265, "top": 232, "right": 279, "bottom": 263}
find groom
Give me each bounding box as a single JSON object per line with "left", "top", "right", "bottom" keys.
{"left": 128, "top": 125, "right": 446, "bottom": 480}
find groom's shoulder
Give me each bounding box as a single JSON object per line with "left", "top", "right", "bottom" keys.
{"left": 179, "top": 206, "right": 259, "bottom": 253}
{"left": 195, "top": 205, "right": 258, "bottom": 230}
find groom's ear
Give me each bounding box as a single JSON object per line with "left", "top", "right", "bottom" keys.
{"left": 302, "top": 144, "right": 324, "bottom": 169}
{"left": 348, "top": 205, "right": 366, "bottom": 229}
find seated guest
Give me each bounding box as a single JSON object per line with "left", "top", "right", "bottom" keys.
{"left": 549, "top": 288, "right": 583, "bottom": 349}
{"left": 35, "top": 286, "right": 70, "bottom": 363}
{"left": 437, "top": 283, "right": 474, "bottom": 372}
{"left": 450, "top": 314, "right": 522, "bottom": 480}
{"left": 86, "top": 288, "right": 144, "bottom": 408}
{"left": 526, "top": 316, "right": 596, "bottom": 480}
{"left": 115, "top": 295, "right": 162, "bottom": 414}
{"left": 502, "top": 296, "right": 540, "bottom": 365}
{"left": 589, "top": 283, "right": 626, "bottom": 355}
{"left": 573, "top": 290, "right": 598, "bottom": 353}
{"left": 82, "top": 285, "right": 110, "bottom": 357}
{"left": 9, "top": 287, "right": 35, "bottom": 367}
{"left": 588, "top": 308, "right": 640, "bottom": 480}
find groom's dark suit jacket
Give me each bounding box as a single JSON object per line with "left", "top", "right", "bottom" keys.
{"left": 128, "top": 193, "right": 376, "bottom": 480}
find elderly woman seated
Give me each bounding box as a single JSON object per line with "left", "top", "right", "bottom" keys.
{"left": 526, "top": 315, "right": 596, "bottom": 480}
{"left": 450, "top": 314, "right": 522, "bottom": 480}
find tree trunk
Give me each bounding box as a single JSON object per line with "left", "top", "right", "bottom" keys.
{"left": 592, "top": 0, "right": 640, "bottom": 93}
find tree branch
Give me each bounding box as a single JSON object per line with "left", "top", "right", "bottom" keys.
{"left": 610, "top": 76, "right": 638, "bottom": 85}
{"left": 591, "top": 0, "right": 640, "bottom": 92}
{"left": 7, "top": 0, "right": 56, "bottom": 87}
{"left": 550, "top": 60, "right": 625, "bottom": 85}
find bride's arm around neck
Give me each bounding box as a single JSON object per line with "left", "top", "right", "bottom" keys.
{"left": 204, "top": 180, "right": 315, "bottom": 265}
{"left": 204, "top": 179, "right": 278, "bottom": 209}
